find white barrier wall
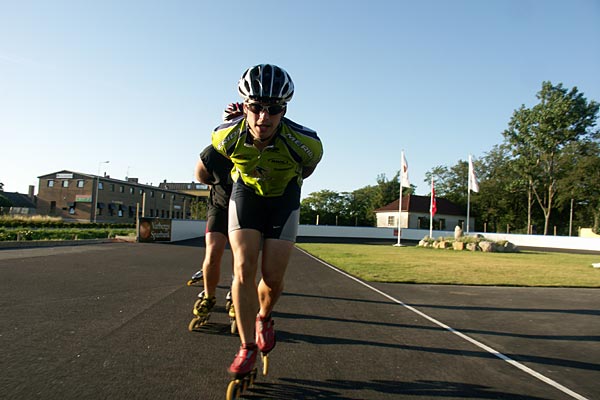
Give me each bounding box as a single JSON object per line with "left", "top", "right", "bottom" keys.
{"left": 475, "top": 232, "right": 600, "bottom": 252}
{"left": 170, "top": 219, "right": 207, "bottom": 242}
{"left": 166, "top": 221, "right": 600, "bottom": 252}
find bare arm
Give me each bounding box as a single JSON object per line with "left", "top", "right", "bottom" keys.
{"left": 194, "top": 158, "right": 214, "bottom": 184}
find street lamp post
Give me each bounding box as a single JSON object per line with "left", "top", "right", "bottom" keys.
{"left": 93, "top": 161, "right": 110, "bottom": 223}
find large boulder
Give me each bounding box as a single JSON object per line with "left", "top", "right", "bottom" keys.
{"left": 454, "top": 226, "right": 463, "bottom": 240}
{"left": 503, "top": 241, "right": 519, "bottom": 253}
{"left": 453, "top": 241, "right": 465, "bottom": 251}
{"left": 479, "top": 241, "right": 494, "bottom": 252}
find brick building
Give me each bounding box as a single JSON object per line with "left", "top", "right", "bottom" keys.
{"left": 36, "top": 170, "right": 209, "bottom": 223}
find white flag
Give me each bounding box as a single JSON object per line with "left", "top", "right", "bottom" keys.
{"left": 401, "top": 151, "right": 410, "bottom": 187}
{"left": 468, "top": 155, "right": 479, "bottom": 193}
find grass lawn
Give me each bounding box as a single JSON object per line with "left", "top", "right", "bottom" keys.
{"left": 296, "top": 243, "right": 600, "bottom": 287}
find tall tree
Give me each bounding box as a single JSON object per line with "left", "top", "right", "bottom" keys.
{"left": 477, "top": 144, "right": 533, "bottom": 233}
{"left": 556, "top": 140, "right": 600, "bottom": 234}
{"left": 300, "top": 190, "right": 349, "bottom": 225}
{"left": 502, "top": 81, "right": 599, "bottom": 235}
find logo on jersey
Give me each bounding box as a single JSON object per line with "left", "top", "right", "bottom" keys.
{"left": 281, "top": 131, "right": 314, "bottom": 158}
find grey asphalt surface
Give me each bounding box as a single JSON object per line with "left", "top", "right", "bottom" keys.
{"left": 1, "top": 239, "right": 598, "bottom": 400}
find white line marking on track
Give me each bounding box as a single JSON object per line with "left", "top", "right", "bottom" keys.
{"left": 297, "top": 247, "right": 590, "bottom": 400}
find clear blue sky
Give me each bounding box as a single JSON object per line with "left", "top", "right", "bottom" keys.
{"left": 1, "top": 1, "right": 599, "bottom": 198}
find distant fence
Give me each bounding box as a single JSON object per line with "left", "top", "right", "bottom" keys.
{"left": 144, "top": 219, "right": 600, "bottom": 253}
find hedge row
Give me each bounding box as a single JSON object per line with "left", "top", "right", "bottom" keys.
{"left": 0, "top": 228, "right": 135, "bottom": 241}
{"left": 0, "top": 220, "right": 134, "bottom": 229}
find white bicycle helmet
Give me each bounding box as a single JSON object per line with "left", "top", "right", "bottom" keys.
{"left": 238, "top": 64, "right": 294, "bottom": 103}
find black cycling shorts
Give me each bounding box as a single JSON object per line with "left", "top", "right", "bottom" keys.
{"left": 206, "top": 205, "right": 228, "bottom": 236}
{"left": 228, "top": 180, "right": 301, "bottom": 242}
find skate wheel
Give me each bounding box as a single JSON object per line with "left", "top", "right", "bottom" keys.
{"left": 225, "top": 300, "right": 232, "bottom": 313}
{"left": 188, "top": 317, "right": 200, "bottom": 332}
{"left": 249, "top": 368, "right": 257, "bottom": 385}
{"left": 186, "top": 279, "right": 194, "bottom": 286}
{"left": 230, "top": 319, "right": 238, "bottom": 335}
{"left": 262, "top": 354, "right": 269, "bottom": 376}
{"left": 226, "top": 379, "right": 242, "bottom": 400}
{"left": 192, "top": 299, "right": 203, "bottom": 314}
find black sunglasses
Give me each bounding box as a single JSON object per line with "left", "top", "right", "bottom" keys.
{"left": 246, "top": 102, "right": 286, "bottom": 115}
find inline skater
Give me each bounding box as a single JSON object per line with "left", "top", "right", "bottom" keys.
{"left": 211, "top": 64, "right": 323, "bottom": 384}
{"left": 189, "top": 103, "right": 242, "bottom": 330}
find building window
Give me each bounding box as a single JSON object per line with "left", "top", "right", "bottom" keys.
{"left": 69, "top": 206, "right": 76, "bottom": 215}
{"left": 120, "top": 186, "right": 124, "bottom": 193}
{"left": 129, "top": 187, "right": 134, "bottom": 195}
{"left": 77, "top": 180, "right": 85, "bottom": 188}
{"left": 110, "top": 184, "right": 115, "bottom": 192}
{"left": 47, "top": 180, "right": 55, "bottom": 187}
{"left": 150, "top": 191, "right": 154, "bottom": 198}
{"left": 62, "top": 180, "right": 69, "bottom": 188}
{"left": 139, "top": 189, "right": 144, "bottom": 195}
{"left": 387, "top": 216, "right": 395, "bottom": 227}
{"left": 98, "top": 182, "right": 104, "bottom": 190}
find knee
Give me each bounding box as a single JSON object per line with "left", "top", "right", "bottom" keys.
{"left": 261, "top": 273, "right": 284, "bottom": 292}
{"left": 234, "top": 261, "right": 257, "bottom": 285}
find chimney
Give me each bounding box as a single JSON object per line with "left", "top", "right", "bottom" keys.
{"left": 28, "top": 185, "right": 35, "bottom": 199}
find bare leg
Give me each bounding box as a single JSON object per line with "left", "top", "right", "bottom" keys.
{"left": 202, "top": 231, "right": 228, "bottom": 297}
{"left": 258, "top": 238, "right": 294, "bottom": 318}
{"left": 228, "top": 229, "right": 262, "bottom": 345}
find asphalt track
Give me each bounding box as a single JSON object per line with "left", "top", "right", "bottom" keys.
{"left": 1, "top": 239, "right": 598, "bottom": 400}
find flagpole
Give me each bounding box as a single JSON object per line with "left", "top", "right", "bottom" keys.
{"left": 429, "top": 177, "right": 434, "bottom": 238}
{"left": 467, "top": 187, "right": 471, "bottom": 234}
{"left": 395, "top": 150, "right": 405, "bottom": 246}
{"left": 395, "top": 150, "right": 409, "bottom": 247}
{"left": 396, "top": 182, "right": 403, "bottom": 246}
{"left": 467, "top": 155, "right": 472, "bottom": 234}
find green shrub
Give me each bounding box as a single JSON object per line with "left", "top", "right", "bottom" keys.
{"left": 0, "top": 227, "right": 135, "bottom": 241}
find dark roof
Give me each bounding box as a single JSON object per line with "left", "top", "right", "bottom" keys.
{"left": 1, "top": 192, "right": 36, "bottom": 208}
{"left": 375, "top": 194, "right": 465, "bottom": 216}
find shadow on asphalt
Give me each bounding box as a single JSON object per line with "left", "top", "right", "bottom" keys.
{"left": 274, "top": 329, "right": 599, "bottom": 372}
{"left": 407, "top": 302, "right": 600, "bottom": 316}
{"left": 283, "top": 291, "right": 393, "bottom": 306}
{"left": 242, "top": 378, "right": 550, "bottom": 400}
{"left": 277, "top": 310, "right": 600, "bottom": 342}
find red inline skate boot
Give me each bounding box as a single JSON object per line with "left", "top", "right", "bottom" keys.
{"left": 228, "top": 343, "right": 258, "bottom": 379}
{"left": 255, "top": 314, "right": 276, "bottom": 354}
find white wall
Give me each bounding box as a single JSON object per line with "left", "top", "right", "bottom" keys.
{"left": 166, "top": 221, "right": 600, "bottom": 252}
{"left": 170, "top": 219, "right": 206, "bottom": 242}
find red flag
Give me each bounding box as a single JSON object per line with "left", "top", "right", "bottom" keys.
{"left": 430, "top": 179, "right": 437, "bottom": 217}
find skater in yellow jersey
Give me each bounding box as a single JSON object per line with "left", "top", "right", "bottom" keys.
{"left": 212, "top": 64, "right": 323, "bottom": 394}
